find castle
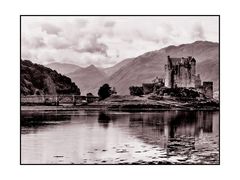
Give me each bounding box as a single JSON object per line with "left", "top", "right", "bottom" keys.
{"left": 165, "top": 56, "right": 201, "bottom": 88}
{"left": 142, "top": 55, "right": 213, "bottom": 98}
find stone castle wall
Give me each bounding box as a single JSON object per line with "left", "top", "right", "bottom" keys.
{"left": 164, "top": 56, "right": 199, "bottom": 88}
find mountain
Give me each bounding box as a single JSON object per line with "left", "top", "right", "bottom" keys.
{"left": 21, "top": 60, "right": 80, "bottom": 95}
{"left": 102, "top": 58, "right": 133, "bottom": 76}
{"left": 90, "top": 41, "right": 219, "bottom": 95}
{"left": 67, "top": 65, "right": 107, "bottom": 95}
{"left": 46, "top": 62, "right": 81, "bottom": 75}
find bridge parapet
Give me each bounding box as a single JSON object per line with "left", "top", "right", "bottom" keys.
{"left": 21, "top": 95, "right": 99, "bottom": 105}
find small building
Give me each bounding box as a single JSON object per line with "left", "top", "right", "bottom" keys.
{"left": 86, "top": 96, "right": 99, "bottom": 103}
{"left": 142, "top": 83, "right": 155, "bottom": 94}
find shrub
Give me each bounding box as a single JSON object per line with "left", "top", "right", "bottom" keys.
{"left": 129, "top": 86, "right": 144, "bottom": 96}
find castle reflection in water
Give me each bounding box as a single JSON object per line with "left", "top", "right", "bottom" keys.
{"left": 98, "top": 111, "right": 218, "bottom": 157}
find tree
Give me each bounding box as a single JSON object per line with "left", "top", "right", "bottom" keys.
{"left": 98, "top": 84, "right": 112, "bottom": 100}
{"left": 129, "top": 86, "right": 144, "bottom": 96}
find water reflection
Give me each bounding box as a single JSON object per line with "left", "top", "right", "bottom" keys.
{"left": 128, "top": 111, "right": 218, "bottom": 163}
{"left": 21, "top": 111, "right": 72, "bottom": 134}
{"left": 21, "top": 110, "right": 219, "bottom": 164}
{"left": 128, "top": 111, "right": 215, "bottom": 139}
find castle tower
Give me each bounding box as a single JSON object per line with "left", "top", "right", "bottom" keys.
{"left": 164, "top": 56, "right": 173, "bottom": 88}
{"left": 190, "top": 57, "right": 196, "bottom": 76}
{"left": 189, "top": 57, "right": 196, "bottom": 87}
{"left": 164, "top": 56, "right": 201, "bottom": 89}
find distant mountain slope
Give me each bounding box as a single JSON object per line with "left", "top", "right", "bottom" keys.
{"left": 103, "top": 58, "right": 133, "bottom": 76}
{"left": 67, "top": 65, "right": 107, "bottom": 95}
{"left": 90, "top": 41, "right": 219, "bottom": 95}
{"left": 46, "top": 62, "right": 81, "bottom": 75}
{"left": 197, "top": 58, "right": 219, "bottom": 88}
{"left": 21, "top": 60, "right": 80, "bottom": 95}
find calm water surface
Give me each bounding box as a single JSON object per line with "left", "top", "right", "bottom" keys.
{"left": 21, "top": 110, "right": 219, "bottom": 164}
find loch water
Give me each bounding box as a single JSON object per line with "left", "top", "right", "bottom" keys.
{"left": 21, "top": 110, "right": 219, "bottom": 164}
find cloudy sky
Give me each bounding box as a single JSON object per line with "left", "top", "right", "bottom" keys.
{"left": 21, "top": 16, "right": 219, "bottom": 68}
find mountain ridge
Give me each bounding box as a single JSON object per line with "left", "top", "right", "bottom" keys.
{"left": 67, "top": 64, "right": 107, "bottom": 95}
{"left": 46, "top": 62, "right": 81, "bottom": 75}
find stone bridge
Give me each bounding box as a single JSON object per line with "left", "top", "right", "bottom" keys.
{"left": 21, "top": 95, "right": 99, "bottom": 105}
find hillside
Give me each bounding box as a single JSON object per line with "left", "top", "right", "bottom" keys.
{"left": 67, "top": 65, "right": 107, "bottom": 95}
{"left": 46, "top": 62, "right": 81, "bottom": 75}
{"left": 90, "top": 41, "right": 219, "bottom": 95}
{"left": 21, "top": 60, "right": 80, "bottom": 95}
{"left": 103, "top": 58, "right": 134, "bottom": 76}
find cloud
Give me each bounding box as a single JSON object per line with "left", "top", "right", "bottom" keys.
{"left": 75, "top": 19, "right": 88, "bottom": 28}
{"left": 22, "top": 35, "right": 45, "bottom": 48}
{"left": 132, "top": 23, "right": 175, "bottom": 45}
{"left": 21, "top": 16, "right": 219, "bottom": 67}
{"left": 104, "top": 21, "right": 115, "bottom": 28}
{"left": 47, "top": 35, "right": 71, "bottom": 49}
{"left": 73, "top": 34, "right": 109, "bottom": 56}
{"left": 192, "top": 24, "right": 205, "bottom": 40}
{"left": 41, "top": 23, "right": 61, "bottom": 35}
